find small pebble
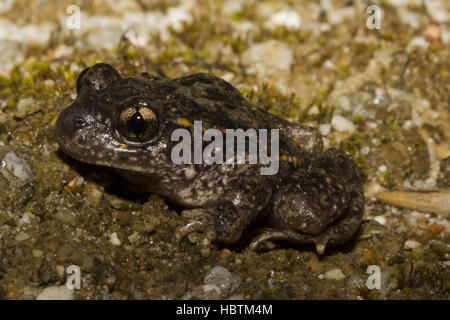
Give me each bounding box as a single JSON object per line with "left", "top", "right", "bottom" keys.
{"left": 85, "top": 183, "right": 104, "bottom": 207}
{"left": 15, "top": 98, "right": 38, "bottom": 118}
{"left": 55, "top": 265, "right": 65, "bottom": 281}
{"left": 55, "top": 210, "right": 76, "bottom": 225}
{"left": 425, "top": 24, "right": 441, "bottom": 42}
{"left": 323, "top": 268, "right": 346, "bottom": 281}
{"left": 428, "top": 224, "right": 444, "bottom": 235}
{"left": 215, "top": 248, "right": 232, "bottom": 264}
{"left": 64, "top": 176, "right": 84, "bottom": 193}
{"left": 266, "top": 10, "right": 301, "bottom": 30}
{"left": 373, "top": 215, "right": 386, "bottom": 225}
{"left": 204, "top": 266, "right": 241, "bottom": 293}
{"left": 108, "top": 196, "right": 124, "bottom": 209}
{"left": 15, "top": 232, "right": 29, "bottom": 242}
{"left": 404, "top": 239, "right": 422, "bottom": 249}
{"left": 319, "top": 124, "right": 331, "bottom": 136}
{"left": 128, "top": 232, "right": 140, "bottom": 244}
{"left": 32, "top": 249, "right": 43, "bottom": 258}
{"left": 331, "top": 115, "right": 356, "bottom": 133}
{"left": 202, "top": 284, "right": 221, "bottom": 294}
{"left": 109, "top": 232, "right": 121, "bottom": 246}
{"left": 407, "top": 37, "right": 429, "bottom": 52}
{"left": 0, "top": 111, "right": 7, "bottom": 125}
{"left": 36, "top": 285, "right": 74, "bottom": 300}
{"left": 0, "top": 151, "right": 33, "bottom": 188}
{"left": 242, "top": 40, "right": 293, "bottom": 78}
{"left": 18, "top": 211, "right": 35, "bottom": 227}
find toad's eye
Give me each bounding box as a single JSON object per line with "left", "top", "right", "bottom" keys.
{"left": 118, "top": 105, "right": 158, "bottom": 141}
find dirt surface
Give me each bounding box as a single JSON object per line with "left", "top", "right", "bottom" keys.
{"left": 0, "top": 0, "right": 449, "bottom": 299}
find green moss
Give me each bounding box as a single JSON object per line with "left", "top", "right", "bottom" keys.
{"left": 46, "top": 110, "right": 58, "bottom": 122}
{"left": 22, "top": 75, "right": 34, "bottom": 87}
{"left": 353, "top": 113, "right": 363, "bottom": 124}
{"left": 0, "top": 286, "right": 10, "bottom": 299}
{"left": 124, "top": 48, "right": 138, "bottom": 60}
{"left": 181, "top": 48, "right": 194, "bottom": 63}
{"left": 355, "top": 155, "right": 366, "bottom": 168}
{"left": 410, "top": 251, "right": 422, "bottom": 261}
{"left": 259, "top": 284, "right": 277, "bottom": 298}
{"left": 415, "top": 140, "right": 425, "bottom": 153}
{"left": 430, "top": 245, "right": 447, "bottom": 259}
{"left": 297, "top": 108, "right": 308, "bottom": 122}
{"left": 379, "top": 171, "right": 391, "bottom": 186}
{"left": 342, "top": 135, "right": 362, "bottom": 156}
{"left": 386, "top": 256, "right": 395, "bottom": 266}
{"left": 25, "top": 202, "right": 36, "bottom": 213}
{"left": 357, "top": 285, "right": 380, "bottom": 300}
{"left": 285, "top": 248, "right": 295, "bottom": 260}
{"left": 26, "top": 60, "right": 51, "bottom": 79}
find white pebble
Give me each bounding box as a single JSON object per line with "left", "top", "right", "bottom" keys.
{"left": 324, "top": 268, "right": 346, "bottom": 281}
{"left": 407, "top": 37, "right": 429, "bottom": 52}
{"left": 202, "top": 284, "right": 221, "bottom": 294}
{"left": 265, "top": 10, "right": 301, "bottom": 30}
{"left": 361, "top": 146, "right": 370, "bottom": 155}
{"left": 109, "top": 232, "right": 121, "bottom": 246}
{"left": 15, "top": 232, "right": 29, "bottom": 242}
{"left": 18, "top": 211, "right": 35, "bottom": 227}
{"left": 404, "top": 239, "right": 422, "bottom": 249}
{"left": 319, "top": 124, "right": 331, "bottom": 136}
{"left": 367, "top": 121, "right": 378, "bottom": 129}
{"left": 242, "top": 40, "right": 293, "bottom": 78}
{"left": 324, "top": 60, "right": 336, "bottom": 70}
{"left": 373, "top": 215, "right": 387, "bottom": 225}
{"left": 204, "top": 266, "right": 241, "bottom": 292}
{"left": 0, "top": 151, "right": 33, "bottom": 188}
{"left": 36, "top": 285, "right": 74, "bottom": 300}
{"left": 331, "top": 115, "right": 356, "bottom": 133}
{"left": 424, "top": 0, "right": 449, "bottom": 23}
{"left": 128, "top": 232, "right": 140, "bottom": 244}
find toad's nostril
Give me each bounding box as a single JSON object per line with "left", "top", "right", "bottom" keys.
{"left": 74, "top": 117, "right": 86, "bottom": 127}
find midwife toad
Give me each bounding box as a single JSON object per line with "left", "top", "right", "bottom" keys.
{"left": 55, "top": 63, "right": 364, "bottom": 254}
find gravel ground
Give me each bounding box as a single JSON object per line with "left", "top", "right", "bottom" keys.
{"left": 0, "top": 0, "right": 449, "bottom": 300}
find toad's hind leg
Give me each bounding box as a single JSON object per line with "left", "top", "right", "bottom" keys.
{"left": 258, "top": 148, "right": 364, "bottom": 253}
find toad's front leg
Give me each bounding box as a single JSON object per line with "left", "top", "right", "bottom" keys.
{"left": 175, "top": 170, "right": 272, "bottom": 256}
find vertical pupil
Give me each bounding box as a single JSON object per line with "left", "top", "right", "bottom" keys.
{"left": 129, "top": 112, "right": 145, "bottom": 137}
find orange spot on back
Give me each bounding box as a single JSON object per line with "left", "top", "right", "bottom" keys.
{"left": 178, "top": 118, "right": 192, "bottom": 127}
